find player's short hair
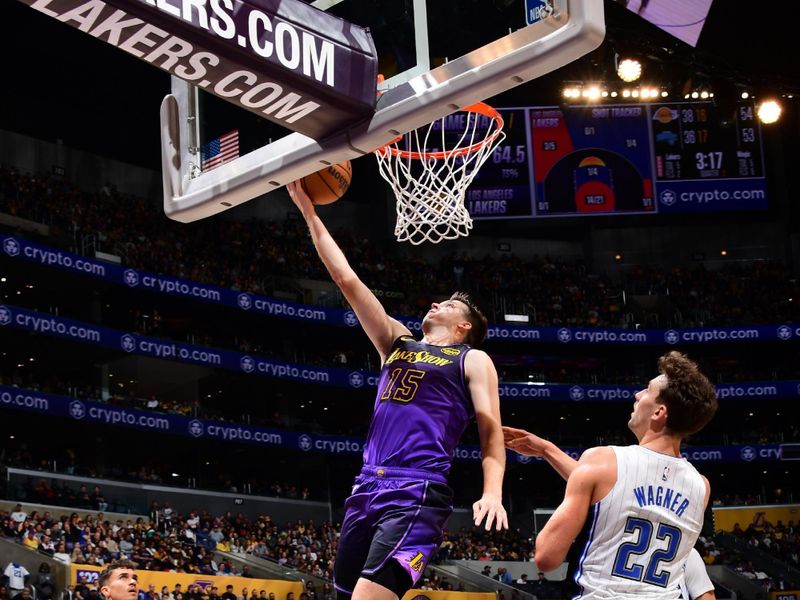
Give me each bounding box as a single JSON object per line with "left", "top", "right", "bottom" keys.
{"left": 98, "top": 559, "right": 137, "bottom": 589}
{"left": 657, "top": 351, "right": 718, "bottom": 435}
{"left": 450, "top": 292, "right": 488, "bottom": 347}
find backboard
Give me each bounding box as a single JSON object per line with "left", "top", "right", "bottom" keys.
{"left": 160, "top": 0, "right": 605, "bottom": 221}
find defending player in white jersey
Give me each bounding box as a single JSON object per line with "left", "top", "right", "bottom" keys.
{"left": 503, "top": 428, "right": 716, "bottom": 600}
{"left": 505, "top": 351, "right": 718, "bottom": 600}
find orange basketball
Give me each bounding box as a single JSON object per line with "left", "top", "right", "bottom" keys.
{"left": 301, "top": 161, "right": 352, "bottom": 205}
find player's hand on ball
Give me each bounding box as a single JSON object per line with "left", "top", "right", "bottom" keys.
{"left": 286, "top": 180, "right": 314, "bottom": 214}
{"left": 473, "top": 494, "right": 508, "bottom": 531}
{"left": 503, "top": 426, "right": 548, "bottom": 457}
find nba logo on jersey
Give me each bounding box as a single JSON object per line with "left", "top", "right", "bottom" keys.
{"left": 662, "top": 465, "right": 671, "bottom": 482}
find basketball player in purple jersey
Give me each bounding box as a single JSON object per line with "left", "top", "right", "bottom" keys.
{"left": 287, "top": 181, "right": 507, "bottom": 600}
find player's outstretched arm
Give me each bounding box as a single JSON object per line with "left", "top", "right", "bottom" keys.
{"left": 503, "top": 427, "right": 577, "bottom": 481}
{"left": 534, "top": 447, "right": 614, "bottom": 572}
{"left": 287, "top": 181, "right": 409, "bottom": 361}
{"left": 467, "top": 350, "right": 508, "bottom": 531}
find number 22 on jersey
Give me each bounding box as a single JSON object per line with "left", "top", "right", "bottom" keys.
{"left": 380, "top": 368, "right": 426, "bottom": 403}
{"left": 611, "top": 517, "right": 682, "bottom": 587}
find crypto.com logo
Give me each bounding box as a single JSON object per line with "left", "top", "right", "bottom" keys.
{"left": 123, "top": 269, "right": 139, "bottom": 287}
{"left": 188, "top": 420, "right": 204, "bottom": 438}
{"left": 659, "top": 189, "right": 677, "bottom": 206}
{"left": 69, "top": 400, "right": 86, "bottom": 420}
{"left": 240, "top": 356, "right": 255, "bottom": 373}
{"left": 3, "top": 238, "right": 20, "bottom": 257}
{"left": 237, "top": 293, "right": 252, "bottom": 310}
{"left": 120, "top": 334, "right": 136, "bottom": 353}
{"left": 343, "top": 311, "right": 359, "bottom": 327}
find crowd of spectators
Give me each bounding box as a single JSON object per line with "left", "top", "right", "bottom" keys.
{"left": 0, "top": 502, "right": 545, "bottom": 590}
{"left": 1, "top": 166, "right": 797, "bottom": 328}
{"left": 438, "top": 527, "right": 531, "bottom": 561}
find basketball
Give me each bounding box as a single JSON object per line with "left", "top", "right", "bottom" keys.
{"left": 301, "top": 161, "right": 352, "bottom": 205}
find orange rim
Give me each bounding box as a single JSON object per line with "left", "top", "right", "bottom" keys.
{"left": 375, "top": 102, "right": 504, "bottom": 161}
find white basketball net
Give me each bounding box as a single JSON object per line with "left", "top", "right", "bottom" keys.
{"left": 374, "top": 103, "right": 506, "bottom": 245}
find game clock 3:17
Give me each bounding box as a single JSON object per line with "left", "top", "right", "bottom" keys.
{"left": 652, "top": 101, "right": 763, "bottom": 181}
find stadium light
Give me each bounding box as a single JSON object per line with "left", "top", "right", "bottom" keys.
{"left": 757, "top": 100, "right": 782, "bottom": 124}
{"left": 617, "top": 57, "right": 642, "bottom": 82}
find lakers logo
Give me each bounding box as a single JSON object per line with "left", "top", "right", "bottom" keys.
{"left": 409, "top": 552, "right": 425, "bottom": 573}
{"left": 441, "top": 348, "right": 461, "bottom": 356}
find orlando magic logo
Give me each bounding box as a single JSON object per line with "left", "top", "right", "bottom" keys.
{"left": 349, "top": 372, "right": 364, "bottom": 388}
{"left": 120, "top": 334, "right": 136, "bottom": 353}
{"left": 659, "top": 189, "right": 677, "bottom": 206}
{"left": 123, "top": 269, "right": 139, "bottom": 287}
{"left": 777, "top": 325, "right": 792, "bottom": 341}
{"left": 3, "top": 238, "right": 20, "bottom": 257}
{"left": 69, "top": 400, "right": 86, "bottom": 420}
{"left": 188, "top": 420, "right": 204, "bottom": 438}
{"left": 343, "top": 311, "right": 358, "bottom": 327}
{"left": 0, "top": 306, "right": 11, "bottom": 326}
{"left": 240, "top": 356, "right": 255, "bottom": 373}
{"left": 664, "top": 330, "right": 680, "bottom": 345}
{"left": 740, "top": 446, "right": 756, "bottom": 462}
{"left": 298, "top": 434, "right": 313, "bottom": 452}
{"left": 569, "top": 385, "right": 585, "bottom": 401}
{"left": 557, "top": 328, "right": 572, "bottom": 343}
{"left": 237, "top": 293, "right": 252, "bottom": 311}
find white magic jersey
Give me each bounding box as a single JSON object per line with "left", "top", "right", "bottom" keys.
{"left": 573, "top": 446, "right": 707, "bottom": 600}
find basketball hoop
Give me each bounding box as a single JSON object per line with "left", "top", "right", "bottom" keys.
{"left": 374, "top": 102, "right": 506, "bottom": 245}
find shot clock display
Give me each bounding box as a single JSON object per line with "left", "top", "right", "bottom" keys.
{"left": 469, "top": 101, "right": 767, "bottom": 220}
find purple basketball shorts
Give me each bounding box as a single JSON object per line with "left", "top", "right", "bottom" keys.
{"left": 333, "top": 466, "right": 454, "bottom": 595}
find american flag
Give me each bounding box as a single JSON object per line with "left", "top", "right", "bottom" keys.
{"left": 201, "top": 130, "right": 239, "bottom": 171}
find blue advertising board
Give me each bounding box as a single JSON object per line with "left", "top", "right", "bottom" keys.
{"left": 0, "top": 384, "right": 784, "bottom": 463}
{"left": 3, "top": 235, "right": 800, "bottom": 347}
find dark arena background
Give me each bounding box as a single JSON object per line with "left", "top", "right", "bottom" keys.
{"left": 0, "top": 1, "right": 799, "bottom": 600}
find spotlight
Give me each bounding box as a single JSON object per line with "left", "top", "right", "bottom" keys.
{"left": 700, "top": 91, "right": 709, "bottom": 99}
{"left": 691, "top": 91, "right": 699, "bottom": 99}
{"left": 587, "top": 86, "right": 601, "bottom": 100}
{"left": 610, "top": 91, "right": 618, "bottom": 98}
{"left": 661, "top": 90, "right": 669, "bottom": 97}
{"left": 632, "top": 90, "right": 640, "bottom": 98}
{"left": 622, "top": 89, "right": 631, "bottom": 98}
{"left": 617, "top": 58, "right": 642, "bottom": 82}
{"left": 757, "top": 100, "right": 782, "bottom": 124}
{"left": 741, "top": 92, "right": 750, "bottom": 99}
{"left": 601, "top": 90, "right": 609, "bottom": 98}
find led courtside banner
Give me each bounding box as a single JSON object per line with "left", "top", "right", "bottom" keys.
{"left": 0, "top": 384, "right": 786, "bottom": 463}
{"left": 3, "top": 236, "right": 798, "bottom": 346}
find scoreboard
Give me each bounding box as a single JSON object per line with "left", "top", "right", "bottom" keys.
{"left": 468, "top": 101, "right": 768, "bottom": 219}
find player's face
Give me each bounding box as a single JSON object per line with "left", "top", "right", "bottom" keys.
{"left": 102, "top": 569, "right": 139, "bottom": 600}
{"left": 628, "top": 374, "right": 667, "bottom": 437}
{"left": 423, "top": 299, "right": 469, "bottom": 327}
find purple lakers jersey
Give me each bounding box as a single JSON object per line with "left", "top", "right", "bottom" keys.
{"left": 362, "top": 336, "right": 474, "bottom": 475}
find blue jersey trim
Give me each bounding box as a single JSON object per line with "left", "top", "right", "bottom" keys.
{"left": 572, "top": 502, "right": 601, "bottom": 600}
